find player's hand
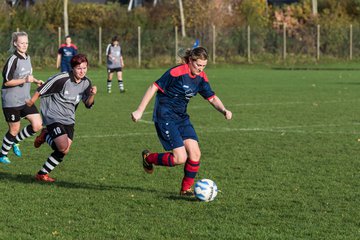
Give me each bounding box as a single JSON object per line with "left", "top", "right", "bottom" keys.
{"left": 131, "top": 110, "right": 142, "bottom": 122}
{"left": 25, "top": 75, "right": 34, "bottom": 83}
{"left": 35, "top": 80, "right": 44, "bottom": 87}
{"left": 90, "top": 86, "right": 97, "bottom": 96}
{"left": 25, "top": 99, "right": 33, "bottom": 107}
{"left": 224, "top": 109, "right": 232, "bottom": 120}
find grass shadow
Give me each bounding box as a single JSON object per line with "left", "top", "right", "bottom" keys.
{"left": 333, "top": 82, "right": 360, "bottom": 85}
{"left": 164, "top": 195, "right": 199, "bottom": 202}
{"left": 0, "top": 171, "right": 162, "bottom": 194}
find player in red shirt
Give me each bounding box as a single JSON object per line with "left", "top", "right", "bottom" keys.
{"left": 131, "top": 47, "right": 232, "bottom": 196}
{"left": 56, "top": 35, "right": 78, "bottom": 73}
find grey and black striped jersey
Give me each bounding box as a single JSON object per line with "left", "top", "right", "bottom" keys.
{"left": 106, "top": 44, "right": 122, "bottom": 69}
{"left": 1, "top": 51, "right": 33, "bottom": 108}
{"left": 37, "top": 71, "right": 93, "bottom": 126}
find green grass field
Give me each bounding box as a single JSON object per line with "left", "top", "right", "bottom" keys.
{"left": 0, "top": 65, "right": 359, "bottom": 239}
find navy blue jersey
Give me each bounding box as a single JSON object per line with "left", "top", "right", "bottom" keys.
{"left": 153, "top": 64, "right": 215, "bottom": 123}
{"left": 58, "top": 44, "right": 78, "bottom": 71}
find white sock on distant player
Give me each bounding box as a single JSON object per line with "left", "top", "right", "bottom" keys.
{"left": 118, "top": 80, "right": 124, "bottom": 91}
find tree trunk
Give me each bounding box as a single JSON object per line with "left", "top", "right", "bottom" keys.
{"left": 312, "top": 0, "right": 318, "bottom": 15}
{"left": 64, "top": 0, "right": 69, "bottom": 36}
{"left": 178, "top": 0, "right": 186, "bottom": 37}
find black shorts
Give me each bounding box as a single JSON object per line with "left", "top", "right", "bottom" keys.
{"left": 47, "top": 123, "right": 75, "bottom": 140}
{"left": 107, "top": 67, "right": 122, "bottom": 73}
{"left": 2, "top": 104, "right": 39, "bottom": 122}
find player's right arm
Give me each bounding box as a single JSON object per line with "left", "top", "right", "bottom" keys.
{"left": 2, "top": 56, "right": 32, "bottom": 87}
{"left": 27, "top": 74, "right": 67, "bottom": 107}
{"left": 105, "top": 44, "right": 112, "bottom": 60}
{"left": 26, "top": 91, "right": 40, "bottom": 107}
{"left": 56, "top": 54, "right": 61, "bottom": 69}
{"left": 56, "top": 46, "right": 64, "bottom": 69}
{"left": 131, "top": 83, "right": 158, "bottom": 122}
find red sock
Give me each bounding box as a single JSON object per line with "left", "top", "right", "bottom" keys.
{"left": 181, "top": 159, "right": 200, "bottom": 191}
{"left": 146, "top": 152, "right": 175, "bottom": 167}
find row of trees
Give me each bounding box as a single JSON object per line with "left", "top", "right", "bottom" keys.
{"left": 1, "top": 0, "right": 360, "bottom": 67}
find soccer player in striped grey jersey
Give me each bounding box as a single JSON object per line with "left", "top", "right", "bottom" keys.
{"left": 0, "top": 32, "right": 44, "bottom": 164}
{"left": 106, "top": 35, "right": 125, "bottom": 93}
{"left": 27, "top": 54, "right": 97, "bottom": 182}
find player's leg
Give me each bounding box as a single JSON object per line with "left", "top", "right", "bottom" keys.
{"left": 178, "top": 120, "right": 200, "bottom": 195}
{"left": 13, "top": 107, "right": 42, "bottom": 156}
{"left": 35, "top": 124, "right": 73, "bottom": 182}
{"left": 60, "top": 63, "right": 67, "bottom": 73}
{"left": 143, "top": 146, "right": 187, "bottom": 172}
{"left": 0, "top": 121, "right": 21, "bottom": 163}
{"left": 117, "top": 70, "right": 124, "bottom": 92}
{"left": 65, "top": 62, "right": 72, "bottom": 73}
{"left": 34, "top": 127, "right": 48, "bottom": 148}
{"left": 142, "top": 122, "right": 187, "bottom": 173}
{"left": 0, "top": 108, "right": 22, "bottom": 163}
{"left": 107, "top": 69, "right": 113, "bottom": 93}
{"left": 180, "top": 139, "right": 201, "bottom": 194}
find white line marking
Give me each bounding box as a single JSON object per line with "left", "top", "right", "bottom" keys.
{"left": 190, "top": 99, "right": 360, "bottom": 109}
{"left": 138, "top": 119, "right": 153, "bottom": 124}
{"left": 77, "top": 132, "right": 155, "bottom": 139}
{"left": 76, "top": 122, "right": 360, "bottom": 139}
{"left": 85, "top": 99, "right": 360, "bottom": 139}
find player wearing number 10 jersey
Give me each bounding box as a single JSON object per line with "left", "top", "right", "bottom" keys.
{"left": 26, "top": 54, "right": 97, "bottom": 182}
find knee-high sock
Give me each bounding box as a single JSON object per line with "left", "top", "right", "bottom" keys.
{"left": 107, "top": 80, "right": 112, "bottom": 92}
{"left": 38, "top": 150, "right": 65, "bottom": 175}
{"left": 14, "top": 125, "right": 36, "bottom": 144}
{"left": 118, "top": 80, "right": 124, "bottom": 90}
{"left": 45, "top": 133, "right": 55, "bottom": 149}
{"left": 0, "top": 132, "right": 16, "bottom": 157}
{"left": 146, "top": 152, "right": 175, "bottom": 167}
{"left": 181, "top": 159, "right": 200, "bottom": 191}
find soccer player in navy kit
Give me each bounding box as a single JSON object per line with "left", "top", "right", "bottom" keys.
{"left": 27, "top": 54, "right": 97, "bottom": 182}
{"left": 56, "top": 35, "right": 78, "bottom": 72}
{"left": 131, "top": 47, "right": 232, "bottom": 196}
{"left": 0, "top": 31, "right": 43, "bottom": 164}
{"left": 106, "top": 35, "right": 125, "bottom": 93}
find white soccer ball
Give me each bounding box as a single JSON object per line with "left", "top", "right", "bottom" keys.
{"left": 194, "top": 179, "right": 218, "bottom": 202}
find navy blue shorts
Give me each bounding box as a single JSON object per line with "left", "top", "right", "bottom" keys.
{"left": 154, "top": 119, "right": 198, "bottom": 151}
{"left": 60, "top": 63, "right": 71, "bottom": 73}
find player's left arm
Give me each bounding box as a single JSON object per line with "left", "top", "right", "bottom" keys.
{"left": 208, "top": 95, "right": 232, "bottom": 120}
{"left": 199, "top": 76, "right": 232, "bottom": 120}
{"left": 84, "top": 85, "right": 97, "bottom": 108}
{"left": 120, "top": 56, "right": 124, "bottom": 67}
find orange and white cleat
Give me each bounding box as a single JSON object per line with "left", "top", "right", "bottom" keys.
{"left": 34, "top": 128, "right": 48, "bottom": 148}
{"left": 35, "top": 173, "right": 55, "bottom": 182}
